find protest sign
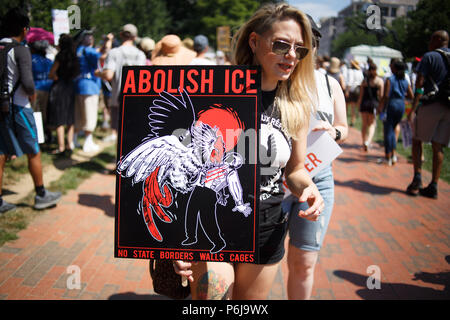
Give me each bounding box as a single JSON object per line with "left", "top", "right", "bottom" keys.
{"left": 400, "top": 119, "right": 412, "bottom": 148}
{"left": 115, "top": 66, "right": 261, "bottom": 263}
{"left": 282, "top": 117, "right": 343, "bottom": 198}
{"left": 51, "top": 9, "right": 69, "bottom": 46}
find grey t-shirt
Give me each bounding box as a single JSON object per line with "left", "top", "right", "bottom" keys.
{"left": 103, "top": 45, "right": 146, "bottom": 107}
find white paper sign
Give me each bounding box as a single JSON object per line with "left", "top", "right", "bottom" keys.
{"left": 400, "top": 120, "right": 412, "bottom": 148}
{"left": 51, "top": 9, "right": 69, "bottom": 46}
{"left": 33, "top": 112, "right": 45, "bottom": 144}
{"left": 282, "top": 117, "right": 343, "bottom": 198}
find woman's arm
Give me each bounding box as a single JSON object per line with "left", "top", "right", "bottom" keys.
{"left": 48, "top": 60, "right": 59, "bottom": 81}
{"left": 376, "top": 77, "right": 384, "bottom": 101}
{"left": 311, "top": 76, "right": 348, "bottom": 143}
{"left": 285, "top": 125, "right": 324, "bottom": 221}
{"left": 331, "top": 76, "right": 348, "bottom": 142}
{"left": 356, "top": 81, "right": 365, "bottom": 108}
{"left": 378, "top": 78, "right": 390, "bottom": 114}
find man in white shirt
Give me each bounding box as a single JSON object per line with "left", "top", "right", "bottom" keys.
{"left": 96, "top": 24, "right": 146, "bottom": 142}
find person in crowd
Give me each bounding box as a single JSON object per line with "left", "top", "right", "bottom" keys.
{"left": 282, "top": 14, "right": 348, "bottom": 300}
{"left": 74, "top": 30, "right": 111, "bottom": 153}
{"left": 189, "top": 34, "right": 216, "bottom": 65}
{"left": 182, "top": 37, "right": 194, "bottom": 51}
{"left": 357, "top": 62, "right": 383, "bottom": 151}
{"left": 29, "top": 39, "right": 53, "bottom": 141}
{"left": 345, "top": 60, "right": 364, "bottom": 127}
{"left": 152, "top": 34, "right": 196, "bottom": 65}
{"left": 327, "top": 57, "right": 346, "bottom": 92}
{"left": 406, "top": 30, "right": 449, "bottom": 199}
{"left": 216, "top": 50, "right": 231, "bottom": 65}
{"left": 138, "top": 37, "right": 155, "bottom": 66}
{"left": 47, "top": 34, "right": 80, "bottom": 156}
{"left": 377, "top": 59, "right": 413, "bottom": 166}
{"left": 315, "top": 55, "right": 326, "bottom": 74}
{"left": 95, "top": 24, "right": 146, "bottom": 145}
{"left": 173, "top": 3, "right": 324, "bottom": 300}
{"left": 0, "top": 8, "right": 61, "bottom": 213}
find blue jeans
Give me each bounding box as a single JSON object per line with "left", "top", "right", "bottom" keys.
{"left": 281, "top": 165, "right": 334, "bottom": 252}
{"left": 383, "top": 99, "right": 405, "bottom": 155}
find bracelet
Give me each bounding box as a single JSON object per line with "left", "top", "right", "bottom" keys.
{"left": 415, "top": 88, "right": 424, "bottom": 95}
{"left": 334, "top": 128, "right": 341, "bottom": 141}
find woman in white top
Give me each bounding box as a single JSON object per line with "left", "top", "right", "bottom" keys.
{"left": 283, "top": 16, "right": 348, "bottom": 300}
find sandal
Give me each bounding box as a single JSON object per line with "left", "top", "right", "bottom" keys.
{"left": 50, "top": 149, "right": 66, "bottom": 157}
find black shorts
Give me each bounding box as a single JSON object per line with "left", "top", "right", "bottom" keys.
{"left": 257, "top": 205, "right": 289, "bottom": 265}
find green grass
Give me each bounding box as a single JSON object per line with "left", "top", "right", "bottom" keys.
{"left": 0, "top": 144, "right": 116, "bottom": 247}
{"left": 349, "top": 112, "right": 449, "bottom": 183}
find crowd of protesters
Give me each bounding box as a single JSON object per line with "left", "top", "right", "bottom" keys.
{"left": 0, "top": 3, "right": 448, "bottom": 301}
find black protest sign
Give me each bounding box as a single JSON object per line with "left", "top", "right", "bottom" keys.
{"left": 115, "top": 66, "right": 261, "bottom": 263}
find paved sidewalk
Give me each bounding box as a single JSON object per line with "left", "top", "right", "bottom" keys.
{"left": 0, "top": 127, "right": 449, "bottom": 300}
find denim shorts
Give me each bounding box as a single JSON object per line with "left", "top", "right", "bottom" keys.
{"left": 0, "top": 105, "right": 40, "bottom": 157}
{"left": 282, "top": 165, "right": 334, "bottom": 252}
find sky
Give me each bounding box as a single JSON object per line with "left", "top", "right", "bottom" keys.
{"left": 287, "top": 0, "right": 352, "bottom": 24}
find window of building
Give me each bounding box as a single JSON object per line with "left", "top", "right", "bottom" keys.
{"left": 380, "top": 7, "right": 389, "bottom": 17}
{"left": 391, "top": 7, "right": 397, "bottom": 17}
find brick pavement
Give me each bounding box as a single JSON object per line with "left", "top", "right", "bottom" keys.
{"left": 0, "top": 127, "right": 449, "bottom": 300}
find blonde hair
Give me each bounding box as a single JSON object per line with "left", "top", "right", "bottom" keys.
{"left": 231, "top": 3, "right": 317, "bottom": 139}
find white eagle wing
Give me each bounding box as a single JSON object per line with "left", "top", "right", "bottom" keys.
{"left": 117, "top": 135, "right": 202, "bottom": 193}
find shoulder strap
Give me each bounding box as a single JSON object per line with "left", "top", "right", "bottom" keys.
{"left": 435, "top": 49, "right": 450, "bottom": 69}
{"left": 324, "top": 74, "right": 332, "bottom": 98}
{"left": 0, "top": 42, "right": 20, "bottom": 96}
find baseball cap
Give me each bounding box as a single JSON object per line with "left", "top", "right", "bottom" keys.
{"left": 121, "top": 24, "right": 138, "bottom": 37}
{"left": 306, "top": 14, "right": 321, "bottom": 38}
{"left": 193, "top": 35, "right": 209, "bottom": 52}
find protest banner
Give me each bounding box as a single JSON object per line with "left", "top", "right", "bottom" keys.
{"left": 115, "top": 66, "right": 261, "bottom": 263}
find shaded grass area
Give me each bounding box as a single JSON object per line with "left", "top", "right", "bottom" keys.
{"left": 0, "top": 145, "right": 116, "bottom": 246}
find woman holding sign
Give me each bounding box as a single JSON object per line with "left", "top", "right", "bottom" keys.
{"left": 283, "top": 16, "right": 348, "bottom": 300}
{"left": 174, "top": 3, "right": 324, "bottom": 300}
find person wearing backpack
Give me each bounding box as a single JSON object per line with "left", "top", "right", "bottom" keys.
{"left": 406, "top": 30, "right": 450, "bottom": 199}
{"left": 0, "top": 8, "right": 61, "bottom": 213}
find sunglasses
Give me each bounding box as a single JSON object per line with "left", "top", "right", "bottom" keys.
{"left": 271, "top": 39, "right": 309, "bottom": 60}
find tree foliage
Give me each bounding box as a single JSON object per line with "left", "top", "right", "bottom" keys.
{"left": 403, "top": 0, "right": 450, "bottom": 58}
{"left": 1, "top": 0, "right": 280, "bottom": 49}
{"left": 331, "top": 0, "right": 450, "bottom": 59}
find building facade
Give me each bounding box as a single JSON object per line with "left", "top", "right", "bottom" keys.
{"left": 318, "top": 0, "right": 419, "bottom": 57}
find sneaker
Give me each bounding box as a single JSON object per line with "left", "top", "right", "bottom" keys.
{"left": 392, "top": 155, "right": 398, "bottom": 164}
{"left": 34, "top": 190, "right": 62, "bottom": 210}
{"left": 83, "top": 140, "right": 100, "bottom": 153}
{"left": 377, "top": 158, "right": 392, "bottom": 166}
{"left": 102, "top": 133, "right": 117, "bottom": 143}
{"left": 406, "top": 178, "right": 422, "bottom": 196}
{"left": 0, "top": 200, "right": 16, "bottom": 214}
{"left": 419, "top": 183, "right": 438, "bottom": 199}
{"left": 363, "top": 141, "right": 369, "bottom": 152}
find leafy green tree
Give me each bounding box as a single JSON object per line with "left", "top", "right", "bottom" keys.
{"left": 1, "top": 0, "right": 72, "bottom": 32}
{"left": 165, "top": 0, "right": 279, "bottom": 48}
{"left": 403, "top": 0, "right": 450, "bottom": 58}
{"left": 330, "top": 13, "right": 379, "bottom": 58}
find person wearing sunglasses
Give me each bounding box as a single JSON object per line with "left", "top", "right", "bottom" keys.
{"left": 173, "top": 3, "right": 324, "bottom": 300}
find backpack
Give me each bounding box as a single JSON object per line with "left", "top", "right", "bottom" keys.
{"left": 435, "top": 49, "right": 450, "bottom": 105}
{"left": 0, "top": 41, "right": 20, "bottom": 114}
